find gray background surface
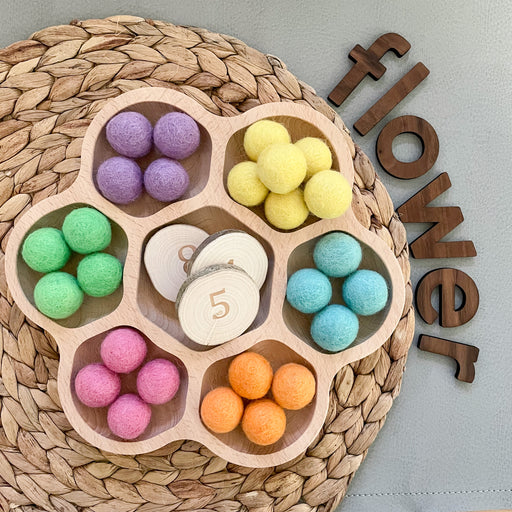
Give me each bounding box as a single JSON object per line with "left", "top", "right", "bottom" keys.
{"left": 1, "top": 1, "right": 511, "bottom": 511}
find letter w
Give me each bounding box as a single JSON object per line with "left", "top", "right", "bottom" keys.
{"left": 397, "top": 173, "right": 477, "bottom": 258}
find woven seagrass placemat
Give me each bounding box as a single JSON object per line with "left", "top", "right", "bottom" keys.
{"left": 0, "top": 16, "right": 414, "bottom": 512}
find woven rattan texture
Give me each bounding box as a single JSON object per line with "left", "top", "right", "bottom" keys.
{"left": 0, "top": 16, "right": 414, "bottom": 512}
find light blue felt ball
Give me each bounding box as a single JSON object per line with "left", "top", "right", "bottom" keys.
{"left": 286, "top": 268, "right": 332, "bottom": 314}
{"left": 311, "top": 304, "right": 359, "bottom": 352}
{"left": 342, "top": 269, "right": 388, "bottom": 316}
{"left": 313, "top": 232, "right": 362, "bottom": 277}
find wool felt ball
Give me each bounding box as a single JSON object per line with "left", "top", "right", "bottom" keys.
{"left": 153, "top": 112, "right": 200, "bottom": 160}
{"left": 241, "top": 399, "right": 286, "bottom": 446}
{"left": 311, "top": 304, "right": 359, "bottom": 352}
{"left": 137, "top": 359, "right": 180, "bottom": 405}
{"left": 243, "top": 120, "right": 291, "bottom": 161}
{"left": 34, "top": 272, "right": 83, "bottom": 319}
{"left": 22, "top": 227, "right": 71, "bottom": 273}
{"left": 264, "top": 189, "right": 309, "bottom": 230}
{"left": 106, "top": 112, "right": 153, "bottom": 158}
{"left": 272, "top": 363, "right": 316, "bottom": 410}
{"left": 77, "top": 253, "right": 122, "bottom": 297}
{"left": 257, "top": 143, "right": 307, "bottom": 194}
{"left": 313, "top": 232, "right": 362, "bottom": 278}
{"left": 227, "top": 161, "right": 269, "bottom": 207}
{"left": 342, "top": 269, "right": 389, "bottom": 316}
{"left": 295, "top": 137, "right": 333, "bottom": 180}
{"left": 143, "top": 158, "right": 190, "bottom": 202}
{"left": 200, "top": 387, "right": 244, "bottom": 434}
{"left": 228, "top": 352, "right": 273, "bottom": 400}
{"left": 62, "top": 208, "right": 111, "bottom": 254}
{"left": 96, "top": 156, "right": 143, "bottom": 204}
{"left": 101, "top": 327, "right": 147, "bottom": 374}
{"left": 304, "top": 170, "right": 352, "bottom": 219}
{"left": 286, "top": 268, "right": 332, "bottom": 314}
{"left": 107, "top": 394, "right": 152, "bottom": 440}
{"left": 75, "top": 363, "right": 121, "bottom": 408}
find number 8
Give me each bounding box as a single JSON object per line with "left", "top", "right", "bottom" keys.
{"left": 178, "top": 245, "right": 196, "bottom": 272}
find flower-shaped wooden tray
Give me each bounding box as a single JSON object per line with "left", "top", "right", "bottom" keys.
{"left": 5, "top": 88, "right": 405, "bottom": 468}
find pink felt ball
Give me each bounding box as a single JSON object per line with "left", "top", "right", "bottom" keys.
{"left": 75, "top": 363, "right": 121, "bottom": 408}
{"left": 137, "top": 358, "right": 180, "bottom": 405}
{"left": 97, "top": 156, "right": 143, "bottom": 204}
{"left": 143, "top": 158, "right": 189, "bottom": 202}
{"left": 106, "top": 111, "right": 153, "bottom": 158}
{"left": 153, "top": 112, "right": 200, "bottom": 160}
{"left": 100, "top": 327, "right": 147, "bottom": 374}
{"left": 107, "top": 394, "right": 152, "bottom": 440}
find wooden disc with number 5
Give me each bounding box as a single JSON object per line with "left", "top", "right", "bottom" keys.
{"left": 144, "top": 224, "right": 209, "bottom": 302}
{"left": 176, "top": 264, "right": 260, "bottom": 346}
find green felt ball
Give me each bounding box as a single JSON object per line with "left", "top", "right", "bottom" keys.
{"left": 62, "top": 207, "right": 112, "bottom": 254}
{"left": 77, "top": 253, "right": 123, "bottom": 297}
{"left": 22, "top": 227, "right": 71, "bottom": 273}
{"left": 34, "top": 272, "right": 83, "bottom": 319}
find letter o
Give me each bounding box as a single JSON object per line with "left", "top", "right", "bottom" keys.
{"left": 377, "top": 115, "right": 439, "bottom": 179}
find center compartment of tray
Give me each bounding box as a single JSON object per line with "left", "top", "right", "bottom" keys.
{"left": 137, "top": 205, "right": 274, "bottom": 351}
{"left": 91, "top": 101, "right": 212, "bottom": 218}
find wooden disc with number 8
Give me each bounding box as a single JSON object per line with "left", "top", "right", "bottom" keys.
{"left": 144, "top": 224, "right": 209, "bottom": 302}
{"left": 176, "top": 264, "right": 260, "bottom": 346}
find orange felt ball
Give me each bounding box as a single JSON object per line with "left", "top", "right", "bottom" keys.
{"left": 272, "top": 363, "right": 316, "bottom": 410}
{"left": 200, "top": 387, "right": 244, "bottom": 434}
{"left": 241, "top": 399, "right": 286, "bottom": 446}
{"left": 228, "top": 352, "right": 273, "bottom": 399}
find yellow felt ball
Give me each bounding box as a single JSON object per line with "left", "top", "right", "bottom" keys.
{"left": 227, "top": 161, "right": 269, "bottom": 206}
{"left": 257, "top": 143, "right": 307, "bottom": 194}
{"left": 264, "top": 189, "right": 309, "bottom": 230}
{"left": 243, "top": 120, "right": 291, "bottom": 161}
{"left": 304, "top": 170, "right": 352, "bottom": 219}
{"left": 295, "top": 137, "right": 333, "bottom": 180}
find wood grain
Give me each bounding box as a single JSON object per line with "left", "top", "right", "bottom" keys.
{"left": 354, "top": 63, "right": 430, "bottom": 135}
{"left": 397, "top": 172, "right": 477, "bottom": 259}
{"left": 418, "top": 334, "right": 479, "bottom": 383}
{"left": 176, "top": 264, "right": 260, "bottom": 346}
{"left": 377, "top": 115, "right": 439, "bottom": 179}
{"left": 144, "top": 224, "right": 209, "bottom": 302}
{"left": 416, "top": 268, "right": 479, "bottom": 328}
{"left": 328, "top": 33, "right": 411, "bottom": 106}
{"left": 4, "top": 87, "right": 405, "bottom": 467}
{"left": 188, "top": 229, "right": 268, "bottom": 289}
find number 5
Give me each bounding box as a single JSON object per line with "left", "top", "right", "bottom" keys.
{"left": 209, "top": 289, "right": 229, "bottom": 319}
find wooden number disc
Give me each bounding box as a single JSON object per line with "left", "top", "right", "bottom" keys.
{"left": 144, "top": 224, "right": 209, "bottom": 302}
{"left": 188, "top": 230, "right": 268, "bottom": 289}
{"left": 176, "top": 264, "right": 260, "bottom": 346}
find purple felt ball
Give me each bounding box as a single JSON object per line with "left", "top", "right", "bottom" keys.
{"left": 153, "top": 112, "right": 200, "bottom": 160}
{"left": 97, "top": 156, "right": 143, "bottom": 204}
{"left": 106, "top": 112, "right": 153, "bottom": 158}
{"left": 144, "top": 158, "right": 190, "bottom": 202}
